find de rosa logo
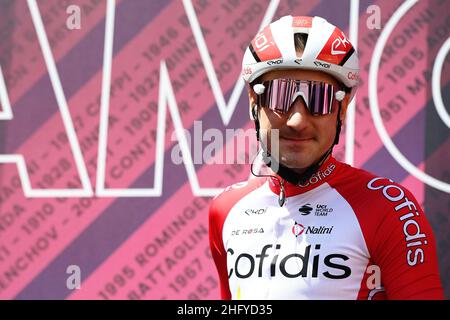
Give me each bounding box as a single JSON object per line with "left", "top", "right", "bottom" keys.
{"left": 231, "top": 227, "right": 264, "bottom": 236}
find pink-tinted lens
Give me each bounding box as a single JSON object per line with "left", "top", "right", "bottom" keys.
{"left": 256, "top": 79, "right": 338, "bottom": 115}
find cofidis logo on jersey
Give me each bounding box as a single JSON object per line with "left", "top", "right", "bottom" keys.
{"left": 367, "top": 177, "right": 428, "bottom": 267}
{"left": 227, "top": 244, "right": 351, "bottom": 279}
{"left": 298, "top": 163, "right": 336, "bottom": 187}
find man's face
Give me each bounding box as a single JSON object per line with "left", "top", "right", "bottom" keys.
{"left": 250, "top": 69, "right": 349, "bottom": 171}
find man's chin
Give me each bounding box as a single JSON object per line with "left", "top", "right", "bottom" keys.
{"left": 279, "top": 155, "right": 315, "bottom": 171}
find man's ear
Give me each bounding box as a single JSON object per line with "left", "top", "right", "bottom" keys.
{"left": 339, "top": 94, "right": 350, "bottom": 123}
{"left": 250, "top": 103, "right": 259, "bottom": 121}
{"left": 249, "top": 92, "right": 258, "bottom": 120}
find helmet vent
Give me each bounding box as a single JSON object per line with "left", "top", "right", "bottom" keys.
{"left": 294, "top": 33, "right": 308, "bottom": 58}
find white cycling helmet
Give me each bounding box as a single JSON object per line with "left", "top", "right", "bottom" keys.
{"left": 242, "top": 15, "right": 359, "bottom": 118}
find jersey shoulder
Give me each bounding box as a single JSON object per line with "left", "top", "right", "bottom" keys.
{"left": 208, "top": 179, "right": 266, "bottom": 301}
{"left": 328, "top": 160, "right": 425, "bottom": 245}
{"left": 330, "top": 160, "right": 416, "bottom": 210}
{"left": 209, "top": 177, "right": 267, "bottom": 219}
{"left": 331, "top": 162, "right": 444, "bottom": 299}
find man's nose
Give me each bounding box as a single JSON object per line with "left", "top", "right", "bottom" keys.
{"left": 285, "top": 96, "right": 310, "bottom": 128}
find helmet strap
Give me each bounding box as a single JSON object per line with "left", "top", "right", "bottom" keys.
{"left": 252, "top": 104, "right": 261, "bottom": 141}
{"left": 333, "top": 102, "right": 342, "bottom": 145}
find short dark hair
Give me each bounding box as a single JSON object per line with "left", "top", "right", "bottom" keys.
{"left": 294, "top": 33, "right": 308, "bottom": 57}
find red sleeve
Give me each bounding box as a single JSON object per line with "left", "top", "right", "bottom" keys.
{"left": 369, "top": 180, "right": 444, "bottom": 299}
{"left": 208, "top": 196, "right": 232, "bottom": 300}
{"left": 208, "top": 179, "right": 267, "bottom": 300}
{"left": 329, "top": 165, "right": 444, "bottom": 300}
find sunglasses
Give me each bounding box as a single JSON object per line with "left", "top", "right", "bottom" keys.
{"left": 252, "top": 79, "right": 346, "bottom": 115}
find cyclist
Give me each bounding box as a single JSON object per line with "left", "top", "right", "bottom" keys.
{"left": 208, "top": 15, "right": 444, "bottom": 300}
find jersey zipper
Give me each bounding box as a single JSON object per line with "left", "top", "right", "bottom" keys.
{"left": 278, "top": 179, "right": 286, "bottom": 207}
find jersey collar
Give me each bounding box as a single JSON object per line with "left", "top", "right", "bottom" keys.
{"left": 268, "top": 155, "right": 340, "bottom": 197}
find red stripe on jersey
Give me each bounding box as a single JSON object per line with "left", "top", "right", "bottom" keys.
{"left": 328, "top": 164, "right": 444, "bottom": 300}
{"left": 208, "top": 178, "right": 267, "bottom": 300}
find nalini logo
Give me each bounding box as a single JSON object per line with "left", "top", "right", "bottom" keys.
{"left": 292, "top": 221, "right": 334, "bottom": 237}
{"left": 292, "top": 222, "right": 305, "bottom": 237}
{"left": 299, "top": 204, "right": 313, "bottom": 215}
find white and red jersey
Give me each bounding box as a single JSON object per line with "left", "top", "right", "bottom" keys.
{"left": 208, "top": 156, "right": 444, "bottom": 300}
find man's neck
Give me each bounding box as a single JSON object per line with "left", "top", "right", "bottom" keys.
{"left": 280, "top": 153, "right": 332, "bottom": 176}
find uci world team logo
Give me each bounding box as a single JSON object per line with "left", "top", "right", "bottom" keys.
{"left": 299, "top": 203, "right": 333, "bottom": 216}
{"left": 298, "top": 204, "right": 313, "bottom": 215}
